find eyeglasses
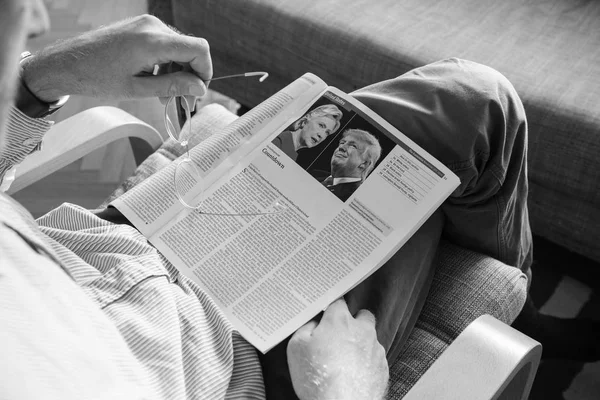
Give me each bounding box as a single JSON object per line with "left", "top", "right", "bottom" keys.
{"left": 164, "top": 72, "right": 285, "bottom": 216}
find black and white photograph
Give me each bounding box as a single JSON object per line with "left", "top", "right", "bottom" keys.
{"left": 3, "top": 1, "right": 599, "bottom": 399}
{"left": 273, "top": 94, "right": 396, "bottom": 202}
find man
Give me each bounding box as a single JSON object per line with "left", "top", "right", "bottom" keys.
{"left": 0, "top": 1, "right": 387, "bottom": 399}
{"left": 321, "top": 128, "right": 381, "bottom": 201}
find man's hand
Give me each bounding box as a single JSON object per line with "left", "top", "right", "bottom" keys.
{"left": 21, "top": 14, "right": 212, "bottom": 102}
{"left": 287, "top": 299, "right": 389, "bottom": 400}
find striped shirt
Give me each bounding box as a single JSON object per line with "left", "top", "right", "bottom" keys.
{"left": 0, "top": 107, "right": 265, "bottom": 399}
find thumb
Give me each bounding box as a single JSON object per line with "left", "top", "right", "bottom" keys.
{"left": 133, "top": 71, "right": 208, "bottom": 99}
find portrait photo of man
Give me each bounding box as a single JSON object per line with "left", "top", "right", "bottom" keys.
{"left": 321, "top": 128, "right": 382, "bottom": 201}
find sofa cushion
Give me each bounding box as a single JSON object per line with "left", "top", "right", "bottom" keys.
{"left": 156, "top": 0, "right": 600, "bottom": 263}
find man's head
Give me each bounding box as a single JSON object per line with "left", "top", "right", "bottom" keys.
{"left": 295, "top": 104, "right": 343, "bottom": 149}
{"left": 330, "top": 128, "right": 381, "bottom": 180}
{"left": 0, "top": 0, "right": 49, "bottom": 149}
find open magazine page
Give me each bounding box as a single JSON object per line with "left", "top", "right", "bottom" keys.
{"left": 147, "top": 86, "right": 460, "bottom": 353}
{"left": 111, "top": 73, "right": 328, "bottom": 237}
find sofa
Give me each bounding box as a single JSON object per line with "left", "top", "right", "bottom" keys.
{"left": 150, "top": 0, "right": 600, "bottom": 265}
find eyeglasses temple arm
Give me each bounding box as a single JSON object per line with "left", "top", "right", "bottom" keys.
{"left": 173, "top": 72, "right": 269, "bottom": 127}
{"left": 206, "top": 72, "right": 269, "bottom": 83}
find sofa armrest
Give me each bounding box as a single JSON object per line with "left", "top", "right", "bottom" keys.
{"left": 404, "top": 314, "right": 541, "bottom": 400}
{"left": 8, "top": 106, "right": 163, "bottom": 195}
{"left": 387, "top": 241, "right": 530, "bottom": 398}
{"left": 100, "top": 103, "right": 238, "bottom": 207}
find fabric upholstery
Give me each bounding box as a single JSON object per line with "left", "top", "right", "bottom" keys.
{"left": 103, "top": 103, "right": 528, "bottom": 398}
{"left": 388, "top": 241, "right": 527, "bottom": 397}
{"left": 149, "top": 0, "right": 600, "bottom": 263}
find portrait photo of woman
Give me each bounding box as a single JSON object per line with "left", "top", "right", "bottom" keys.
{"left": 272, "top": 104, "right": 343, "bottom": 161}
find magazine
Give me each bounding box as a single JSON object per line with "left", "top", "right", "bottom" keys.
{"left": 111, "top": 73, "right": 460, "bottom": 353}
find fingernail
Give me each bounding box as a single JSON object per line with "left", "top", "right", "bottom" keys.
{"left": 189, "top": 83, "right": 206, "bottom": 97}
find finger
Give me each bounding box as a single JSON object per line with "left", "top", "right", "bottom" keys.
{"left": 291, "top": 320, "right": 319, "bottom": 341}
{"left": 152, "top": 33, "right": 213, "bottom": 82}
{"left": 132, "top": 71, "right": 207, "bottom": 98}
{"left": 184, "top": 95, "right": 198, "bottom": 112}
{"left": 321, "top": 298, "right": 352, "bottom": 324}
{"left": 155, "top": 64, "right": 175, "bottom": 105}
{"left": 178, "top": 95, "right": 198, "bottom": 113}
{"left": 355, "top": 309, "right": 377, "bottom": 327}
{"left": 154, "top": 63, "right": 204, "bottom": 110}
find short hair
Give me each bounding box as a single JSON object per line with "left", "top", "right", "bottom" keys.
{"left": 293, "top": 104, "right": 343, "bottom": 134}
{"left": 341, "top": 128, "right": 382, "bottom": 179}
